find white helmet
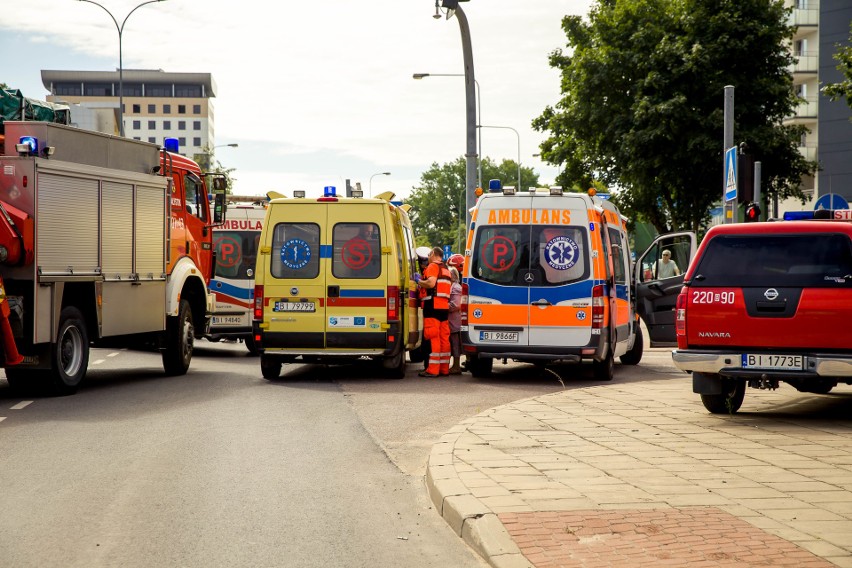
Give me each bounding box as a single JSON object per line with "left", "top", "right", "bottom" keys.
{"left": 415, "top": 246, "right": 431, "bottom": 260}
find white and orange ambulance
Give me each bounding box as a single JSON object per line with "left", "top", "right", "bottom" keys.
{"left": 461, "top": 181, "right": 643, "bottom": 380}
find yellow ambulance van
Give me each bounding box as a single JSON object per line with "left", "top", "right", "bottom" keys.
{"left": 461, "top": 181, "right": 643, "bottom": 380}
{"left": 252, "top": 187, "right": 421, "bottom": 378}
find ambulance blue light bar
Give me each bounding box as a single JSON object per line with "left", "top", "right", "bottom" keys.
{"left": 163, "top": 138, "right": 180, "bottom": 153}
{"left": 488, "top": 179, "right": 502, "bottom": 193}
{"left": 783, "top": 211, "right": 815, "bottom": 221}
{"left": 16, "top": 136, "right": 38, "bottom": 155}
{"left": 318, "top": 186, "right": 338, "bottom": 202}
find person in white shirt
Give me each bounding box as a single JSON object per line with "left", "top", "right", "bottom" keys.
{"left": 654, "top": 249, "right": 681, "bottom": 279}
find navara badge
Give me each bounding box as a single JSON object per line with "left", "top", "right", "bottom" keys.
{"left": 764, "top": 288, "right": 779, "bottom": 301}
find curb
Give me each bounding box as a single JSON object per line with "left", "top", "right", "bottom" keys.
{"left": 426, "top": 428, "right": 534, "bottom": 568}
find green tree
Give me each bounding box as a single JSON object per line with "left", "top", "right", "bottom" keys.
{"left": 408, "top": 157, "right": 539, "bottom": 250}
{"left": 533, "top": 0, "right": 816, "bottom": 233}
{"left": 823, "top": 23, "right": 852, "bottom": 109}
{"left": 194, "top": 147, "right": 236, "bottom": 195}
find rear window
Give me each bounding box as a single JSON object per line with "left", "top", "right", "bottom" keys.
{"left": 470, "top": 225, "right": 589, "bottom": 286}
{"left": 692, "top": 233, "right": 852, "bottom": 287}
{"left": 332, "top": 223, "right": 381, "bottom": 279}
{"left": 214, "top": 230, "right": 260, "bottom": 280}
{"left": 271, "top": 223, "right": 320, "bottom": 279}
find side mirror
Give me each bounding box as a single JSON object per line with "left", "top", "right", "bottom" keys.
{"left": 213, "top": 177, "right": 227, "bottom": 191}
{"left": 214, "top": 191, "right": 227, "bottom": 224}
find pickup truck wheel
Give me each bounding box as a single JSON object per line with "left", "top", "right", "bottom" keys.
{"left": 619, "top": 326, "right": 643, "bottom": 366}
{"left": 48, "top": 307, "right": 89, "bottom": 395}
{"left": 162, "top": 300, "right": 194, "bottom": 376}
{"left": 382, "top": 350, "right": 406, "bottom": 379}
{"left": 260, "top": 355, "right": 281, "bottom": 380}
{"left": 593, "top": 352, "right": 614, "bottom": 381}
{"left": 700, "top": 379, "right": 745, "bottom": 414}
{"left": 468, "top": 355, "right": 493, "bottom": 378}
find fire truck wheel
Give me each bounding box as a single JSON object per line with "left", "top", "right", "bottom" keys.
{"left": 49, "top": 307, "right": 89, "bottom": 395}
{"left": 699, "top": 377, "right": 745, "bottom": 414}
{"left": 619, "top": 326, "right": 643, "bottom": 366}
{"left": 245, "top": 335, "right": 260, "bottom": 356}
{"left": 592, "top": 352, "right": 614, "bottom": 381}
{"left": 260, "top": 355, "right": 281, "bottom": 380}
{"left": 382, "top": 350, "right": 406, "bottom": 379}
{"left": 162, "top": 299, "right": 194, "bottom": 376}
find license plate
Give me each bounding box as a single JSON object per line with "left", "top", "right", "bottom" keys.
{"left": 742, "top": 354, "right": 804, "bottom": 371}
{"left": 480, "top": 331, "right": 519, "bottom": 342}
{"left": 274, "top": 302, "right": 315, "bottom": 312}
{"left": 212, "top": 315, "right": 245, "bottom": 325}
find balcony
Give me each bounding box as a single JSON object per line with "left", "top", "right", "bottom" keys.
{"left": 798, "top": 144, "right": 817, "bottom": 162}
{"left": 790, "top": 5, "right": 819, "bottom": 28}
{"left": 790, "top": 51, "right": 819, "bottom": 74}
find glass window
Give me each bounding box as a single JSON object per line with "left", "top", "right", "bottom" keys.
{"left": 531, "top": 225, "right": 589, "bottom": 285}
{"left": 84, "top": 82, "right": 112, "bottom": 96}
{"left": 148, "top": 137, "right": 156, "bottom": 143}
{"left": 175, "top": 84, "right": 202, "bottom": 98}
{"left": 146, "top": 84, "right": 171, "bottom": 97}
{"left": 607, "top": 228, "right": 627, "bottom": 285}
{"left": 178, "top": 121, "right": 186, "bottom": 130}
{"left": 178, "top": 137, "right": 186, "bottom": 146}
{"left": 471, "top": 225, "right": 527, "bottom": 286}
{"left": 215, "top": 230, "right": 260, "bottom": 280}
{"left": 332, "top": 223, "right": 381, "bottom": 279}
{"left": 178, "top": 105, "right": 186, "bottom": 114}
{"left": 184, "top": 174, "right": 207, "bottom": 222}
{"left": 193, "top": 121, "right": 201, "bottom": 130}
{"left": 148, "top": 104, "right": 156, "bottom": 113}
{"left": 164, "top": 104, "right": 172, "bottom": 113}
{"left": 132, "top": 104, "right": 141, "bottom": 113}
{"left": 132, "top": 120, "right": 141, "bottom": 130}
{"left": 148, "top": 120, "right": 156, "bottom": 129}
{"left": 272, "top": 223, "right": 321, "bottom": 279}
{"left": 692, "top": 234, "right": 852, "bottom": 288}
{"left": 163, "top": 120, "right": 171, "bottom": 129}
{"left": 123, "top": 83, "right": 142, "bottom": 96}
{"left": 54, "top": 83, "right": 82, "bottom": 96}
{"left": 193, "top": 137, "right": 201, "bottom": 147}
{"left": 193, "top": 104, "right": 201, "bottom": 114}
{"left": 640, "top": 235, "right": 691, "bottom": 283}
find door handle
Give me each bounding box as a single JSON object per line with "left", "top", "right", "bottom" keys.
{"left": 531, "top": 299, "right": 551, "bottom": 307}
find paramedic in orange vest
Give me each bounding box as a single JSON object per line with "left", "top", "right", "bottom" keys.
{"left": 415, "top": 247, "right": 452, "bottom": 377}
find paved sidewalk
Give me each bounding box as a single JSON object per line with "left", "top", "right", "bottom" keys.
{"left": 426, "top": 378, "right": 852, "bottom": 568}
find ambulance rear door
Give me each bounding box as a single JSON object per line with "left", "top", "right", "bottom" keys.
{"left": 325, "top": 204, "right": 387, "bottom": 350}
{"left": 265, "top": 203, "right": 327, "bottom": 349}
{"left": 526, "top": 196, "right": 594, "bottom": 347}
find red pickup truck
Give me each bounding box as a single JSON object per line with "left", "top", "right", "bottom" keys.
{"left": 671, "top": 221, "right": 852, "bottom": 413}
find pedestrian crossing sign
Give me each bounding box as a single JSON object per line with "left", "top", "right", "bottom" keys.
{"left": 724, "top": 147, "right": 737, "bottom": 202}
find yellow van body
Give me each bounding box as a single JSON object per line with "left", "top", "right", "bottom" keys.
{"left": 253, "top": 190, "right": 421, "bottom": 378}
{"left": 462, "top": 187, "right": 642, "bottom": 380}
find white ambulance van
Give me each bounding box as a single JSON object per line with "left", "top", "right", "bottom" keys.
{"left": 462, "top": 181, "right": 642, "bottom": 380}
{"left": 252, "top": 187, "right": 422, "bottom": 378}
{"left": 208, "top": 202, "right": 267, "bottom": 354}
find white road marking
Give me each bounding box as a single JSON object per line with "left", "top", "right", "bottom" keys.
{"left": 0, "top": 417, "right": 5, "bottom": 423}
{"left": 92, "top": 359, "right": 105, "bottom": 365}
{"left": 107, "top": 352, "right": 120, "bottom": 357}
{"left": 10, "top": 401, "right": 33, "bottom": 410}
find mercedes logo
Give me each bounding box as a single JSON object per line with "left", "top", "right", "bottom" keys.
{"left": 764, "top": 288, "right": 779, "bottom": 301}
{"left": 524, "top": 272, "right": 534, "bottom": 283}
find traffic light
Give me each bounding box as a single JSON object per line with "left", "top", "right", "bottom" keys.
{"left": 744, "top": 201, "right": 761, "bottom": 223}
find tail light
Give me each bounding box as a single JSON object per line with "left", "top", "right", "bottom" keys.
{"left": 253, "top": 285, "right": 264, "bottom": 321}
{"left": 460, "top": 283, "right": 469, "bottom": 326}
{"left": 591, "top": 284, "right": 605, "bottom": 328}
{"left": 676, "top": 290, "right": 687, "bottom": 348}
{"left": 387, "top": 286, "right": 399, "bottom": 320}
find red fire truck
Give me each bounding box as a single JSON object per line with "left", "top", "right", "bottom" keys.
{"left": 0, "top": 121, "right": 227, "bottom": 394}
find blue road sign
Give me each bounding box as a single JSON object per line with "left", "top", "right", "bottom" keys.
{"left": 443, "top": 245, "right": 452, "bottom": 259}
{"left": 814, "top": 193, "right": 850, "bottom": 211}
{"left": 724, "top": 147, "right": 737, "bottom": 202}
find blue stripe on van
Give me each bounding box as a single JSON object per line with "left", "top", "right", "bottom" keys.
{"left": 209, "top": 279, "right": 253, "bottom": 301}
{"left": 320, "top": 245, "right": 333, "bottom": 258}
{"left": 340, "top": 289, "right": 385, "bottom": 298}
{"left": 467, "top": 278, "right": 595, "bottom": 303}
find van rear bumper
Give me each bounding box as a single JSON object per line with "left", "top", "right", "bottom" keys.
{"left": 462, "top": 331, "right": 608, "bottom": 363}
{"left": 672, "top": 349, "right": 852, "bottom": 378}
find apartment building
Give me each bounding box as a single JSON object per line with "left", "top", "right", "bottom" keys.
{"left": 784, "top": 0, "right": 852, "bottom": 208}
{"left": 40, "top": 69, "right": 216, "bottom": 160}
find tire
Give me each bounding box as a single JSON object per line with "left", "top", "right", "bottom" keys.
{"left": 382, "top": 350, "right": 407, "bottom": 379}
{"left": 468, "top": 355, "right": 493, "bottom": 378}
{"left": 619, "top": 326, "right": 643, "bottom": 366}
{"left": 260, "top": 355, "right": 281, "bottom": 380}
{"left": 592, "top": 352, "right": 614, "bottom": 381}
{"left": 245, "top": 334, "right": 260, "bottom": 356}
{"left": 700, "top": 378, "right": 746, "bottom": 414}
{"left": 162, "top": 299, "right": 194, "bottom": 376}
{"left": 47, "top": 307, "right": 89, "bottom": 395}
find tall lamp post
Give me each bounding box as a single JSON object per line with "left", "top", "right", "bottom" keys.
{"left": 369, "top": 171, "right": 391, "bottom": 198}
{"left": 480, "top": 125, "right": 521, "bottom": 190}
{"left": 413, "top": 73, "right": 482, "bottom": 190}
{"left": 77, "top": 0, "right": 167, "bottom": 137}
{"left": 432, "top": 0, "right": 477, "bottom": 232}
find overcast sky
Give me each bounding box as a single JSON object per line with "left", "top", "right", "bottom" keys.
{"left": 1, "top": 0, "right": 594, "bottom": 198}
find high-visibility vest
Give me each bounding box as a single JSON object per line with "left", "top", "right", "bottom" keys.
{"left": 427, "top": 262, "right": 452, "bottom": 311}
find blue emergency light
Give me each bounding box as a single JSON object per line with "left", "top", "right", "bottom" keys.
{"left": 783, "top": 211, "right": 815, "bottom": 221}
{"left": 163, "top": 138, "right": 180, "bottom": 153}
{"left": 488, "top": 179, "right": 503, "bottom": 192}
{"left": 323, "top": 186, "right": 337, "bottom": 197}
{"left": 17, "top": 136, "right": 38, "bottom": 154}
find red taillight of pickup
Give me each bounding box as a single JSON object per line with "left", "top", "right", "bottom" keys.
{"left": 676, "top": 289, "right": 687, "bottom": 349}
{"left": 253, "top": 285, "right": 264, "bottom": 321}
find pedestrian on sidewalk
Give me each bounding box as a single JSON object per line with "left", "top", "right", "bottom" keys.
{"left": 416, "top": 247, "right": 451, "bottom": 377}
{"left": 448, "top": 266, "right": 464, "bottom": 375}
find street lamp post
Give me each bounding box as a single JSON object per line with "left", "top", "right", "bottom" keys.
{"left": 77, "top": 0, "right": 167, "bottom": 137}
{"left": 369, "top": 172, "right": 391, "bottom": 198}
{"left": 480, "top": 124, "right": 521, "bottom": 190}
{"left": 432, "top": 1, "right": 477, "bottom": 233}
